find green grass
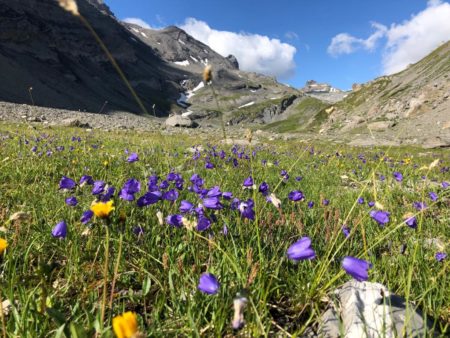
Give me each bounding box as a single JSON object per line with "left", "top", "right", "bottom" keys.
{"left": 0, "top": 123, "right": 449, "bottom": 337}
{"left": 262, "top": 97, "right": 329, "bottom": 133}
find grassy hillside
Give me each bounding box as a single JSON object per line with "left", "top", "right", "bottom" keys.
{"left": 262, "top": 97, "right": 329, "bottom": 133}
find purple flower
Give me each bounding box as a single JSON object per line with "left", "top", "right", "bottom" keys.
{"left": 163, "top": 189, "right": 179, "bottom": 202}
{"left": 288, "top": 190, "right": 305, "bottom": 202}
{"left": 287, "top": 237, "right": 316, "bottom": 261}
{"left": 342, "top": 256, "right": 372, "bottom": 281}
{"left": 368, "top": 201, "right": 375, "bottom": 208}
{"left": 59, "top": 176, "right": 76, "bottom": 190}
{"left": 342, "top": 226, "right": 350, "bottom": 238}
{"left": 92, "top": 181, "right": 106, "bottom": 195}
{"left": 357, "top": 197, "right": 364, "bottom": 204}
{"left": 205, "top": 162, "right": 214, "bottom": 169}
{"left": 258, "top": 182, "right": 269, "bottom": 196}
{"left": 133, "top": 226, "right": 144, "bottom": 236}
{"left": 159, "top": 180, "right": 169, "bottom": 190}
{"left": 79, "top": 175, "right": 94, "bottom": 186}
{"left": 127, "top": 153, "right": 139, "bottom": 163}
{"left": 196, "top": 216, "right": 211, "bottom": 231}
{"left": 295, "top": 176, "right": 303, "bottom": 182}
{"left": 166, "top": 214, "right": 183, "bottom": 227}
{"left": 52, "top": 221, "right": 67, "bottom": 238}
{"left": 238, "top": 199, "right": 255, "bottom": 220}
{"left": 206, "top": 186, "right": 222, "bottom": 198}
{"left": 190, "top": 174, "right": 203, "bottom": 186}
{"left": 222, "top": 191, "right": 233, "bottom": 200}
{"left": 179, "top": 200, "right": 194, "bottom": 213}
{"left": 442, "top": 181, "right": 449, "bottom": 189}
{"left": 435, "top": 252, "right": 447, "bottom": 262}
{"left": 203, "top": 197, "right": 223, "bottom": 210}
{"left": 307, "top": 201, "right": 314, "bottom": 209}
{"left": 80, "top": 210, "right": 94, "bottom": 224}
{"left": 119, "top": 178, "right": 141, "bottom": 201}
{"left": 243, "top": 176, "right": 253, "bottom": 188}
{"left": 379, "top": 175, "right": 386, "bottom": 181}
{"left": 99, "top": 186, "right": 114, "bottom": 202}
{"left": 137, "top": 191, "right": 161, "bottom": 207}
{"left": 65, "top": 196, "right": 78, "bottom": 207}
{"left": 370, "top": 210, "right": 390, "bottom": 225}
{"left": 404, "top": 215, "right": 417, "bottom": 228}
{"left": 198, "top": 272, "right": 219, "bottom": 295}
{"left": 413, "top": 201, "right": 427, "bottom": 211}
{"left": 428, "top": 192, "right": 438, "bottom": 202}
{"left": 393, "top": 171, "right": 403, "bottom": 182}
{"left": 322, "top": 199, "right": 330, "bottom": 206}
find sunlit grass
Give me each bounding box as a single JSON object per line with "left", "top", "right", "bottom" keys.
{"left": 0, "top": 123, "right": 448, "bottom": 336}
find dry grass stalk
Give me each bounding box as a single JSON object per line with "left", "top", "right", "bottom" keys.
{"left": 58, "top": 0, "right": 79, "bottom": 16}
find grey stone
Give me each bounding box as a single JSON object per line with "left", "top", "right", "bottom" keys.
{"left": 165, "top": 115, "right": 195, "bottom": 128}
{"left": 60, "top": 118, "right": 91, "bottom": 128}
{"left": 304, "top": 280, "right": 439, "bottom": 337}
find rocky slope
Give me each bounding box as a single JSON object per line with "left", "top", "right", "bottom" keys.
{"left": 321, "top": 41, "right": 450, "bottom": 147}
{"left": 263, "top": 41, "right": 450, "bottom": 148}
{"left": 0, "top": 0, "right": 299, "bottom": 122}
{"left": 122, "top": 23, "right": 301, "bottom": 126}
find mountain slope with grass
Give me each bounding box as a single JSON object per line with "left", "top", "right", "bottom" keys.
{"left": 320, "top": 41, "right": 450, "bottom": 147}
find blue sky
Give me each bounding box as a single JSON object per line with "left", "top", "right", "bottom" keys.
{"left": 104, "top": 0, "right": 450, "bottom": 90}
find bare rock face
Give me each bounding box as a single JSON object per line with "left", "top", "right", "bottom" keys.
{"left": 304, "top": 280, "right": 438, "bottom": 337}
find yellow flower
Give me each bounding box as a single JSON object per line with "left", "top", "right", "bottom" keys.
{"left": 113, "top": 312, "right": 138, "bottom": 338}
{"left": 91, "top": 200, "right": 115, "bottom": 218}
{"left": 0, "top": 238, "right": 8, "bottom": 254}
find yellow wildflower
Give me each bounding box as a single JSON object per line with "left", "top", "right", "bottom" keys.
{"left": 91, "top": 200, "right": 115, "bottom": 218}
{"left": 112, "top": 312, "right": 138, "bottom": 338}
{"left": 0, "top": 238, "right": 8, "bottom": 254}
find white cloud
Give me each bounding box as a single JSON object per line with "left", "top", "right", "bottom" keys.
{"left": 383, "top": 0, "right": 450, "bottom": 74}
{"left": 180, "top": 18, "right": 297, "bottom": 79}
{"left": 327, "top": 22, "right": 387, "bottom": 56}
{"left": 122, "top": 17, "right": 152, "bottom": 29}
{"left": 327, "top": 0, "right": 450, "bottom": 74}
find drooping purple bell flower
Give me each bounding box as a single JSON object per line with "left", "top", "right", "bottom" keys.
{"left": 342, "top": 256, "right": 372, "bottom": 281}
{"left": 166, "top": 214, "right": 183, "bottom": 227}
{"left": 435, "top": 252, "right": 447, "bottom": 262}
{"left": 238, "top": 199, "right": 255, "bottom": 220}
{"left": 79, "top": 175, "right": 94, "bottom": 186}
{"left": 179, "top": 200, "right": 194, "bottom": 213}
{"left": 428, "top": 192, "right": 438, "bottom": 202}
{"left": 59, "top": 176, "right": 76, "bottom": 190}
{"left": 196, "top": 216, "right": 211, "bottom": 231}
{"left": 137, "top": 191, "right": 162, "bottom": 207}
{"left": 127, "top": 152, "right": 139, "bottom": 163}
{"left": 370, "top": 210, "right": 390, "bottom": 225}
{"left": 52, "top": 221, "right": 67, "bottom": 238}
{"left": 202, "top": 197, "right": 223, "bottom": 210}
{"left": 287, "top": 237, "right": 316, "bottom": 261}
{"left": 243, "top": 176, "right": 253, "bottom": 188}
{"left": 404, "top": 215, "right": 417, "bottom": 228}
{"left": 163, "top": 189, "right": 179, "bottom": 202}
{"left": 288, "top": 190, "right": 305, "bottom": 202}
{"left": 258, "top": 182, "right": 269, "bottom": 196}
{"left": 92, "top": 181, "right": 106, "bottom": 195}
{"left": 198, "top": 272, "right": 219, "bottom": 295}
{"left": 307, "top": 201, "right": 314, "bottom": 209}
{"left": 80, "top": 210, "right": 94, "bottom": 224}
{"left": 357, "top": 197, "right": 364, "bottom": 204}
{"left": 65, "top": 196, "right": 78, "bottom": 206}
{"left": 393, "top": 171, "right": 403, "bottom": 182}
